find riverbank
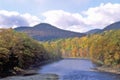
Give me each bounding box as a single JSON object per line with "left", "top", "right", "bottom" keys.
{"left": 93, "top": 66, "right": 120, "bottom": 74}
{"left": 0, "top": 58, "right": 62, "bottom": 78}
{"left": 0, "top": 74, "right": 59, "bottom": 80}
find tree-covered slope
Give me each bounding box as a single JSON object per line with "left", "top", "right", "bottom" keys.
{"left": 103, "top": 21, "right": 120, "bottom": 31}
{"left": 0, "top": 29, "right": 61, "bottom": 77}
{"left": 15, "top": 23, "right": 86, "bottom": 41}
{"left": 86, "top": 21, "right": 120, "bottom": 34}
{"left": 43, "top": 30, "right": 120, "bottom": 68}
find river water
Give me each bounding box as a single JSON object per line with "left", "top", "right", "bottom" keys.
{"left": 39, "top": 58, "right": 120, "bottom": 80}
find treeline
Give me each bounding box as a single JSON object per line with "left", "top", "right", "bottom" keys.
{"left": 0, "top": 29, "right": 61, "bottom": 77}
{"left": 42, "top": 30, "right": 120, "bottom": 68}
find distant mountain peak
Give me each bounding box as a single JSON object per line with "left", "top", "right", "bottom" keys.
{"left": 15, "top": 23, "right": 85, "bottom": 41}
{"left": 103, "top": 21, "right": 120, "bottom": 31}
{"left": 33, "top": 23, "right": 60, "bottom": 30}
{"left": 86, "top": 21, "right": 120, "bottom": 34}
{"left": 85, "top": 29, "right": 101, "bottom": 35}
{"left": 34, "top": 23, "right": 52, "bottom": 27}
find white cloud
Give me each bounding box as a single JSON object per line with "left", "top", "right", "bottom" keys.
{"left": 83, "top": 3, "right": 120, "bottom": 29}
{"left": 43, "top": 3, "right": 120, "bottom": 32}
{"left": 1, "top": 3, "right": 120, "bottom": 32}
{"left": 0, "top": 10, "right": 40, "bottom": 28}
{"left": 43, "top": 10, "right": 90, "bottom": 32}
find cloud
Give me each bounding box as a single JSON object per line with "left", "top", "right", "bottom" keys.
{"left": 1, "top": 3, "right": 120, "bottom": 32}
{"left": 83, "top": 3, "right": 120, "bottom": 28}
{"left": 0, "top": 10, "right": 40, "bottom": 28}
{"left": 43, "top": 3, "right": 120, "bottom": 32}
{"left": 43, "top": 10, "right": 91, "bottom": 32}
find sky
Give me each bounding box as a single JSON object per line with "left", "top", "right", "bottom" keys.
{"left": 0, "top": 0, "right": 120, "bottom": 32}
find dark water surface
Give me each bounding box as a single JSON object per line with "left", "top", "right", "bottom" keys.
{"left": 38, "top": 58, "right": 120, "bottom": 80}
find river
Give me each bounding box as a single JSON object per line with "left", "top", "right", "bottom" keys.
{"left": 39, "top": 58, "right": 120, "bottom": 80}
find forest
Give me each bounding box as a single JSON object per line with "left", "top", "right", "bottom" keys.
{"left": 42, "top": 30, "right": 120, "bottom": 68}
{"left": 0, "top": 29, "right": 120, "bottom": 77}
{"left": 0, "top": 29, "right": 61, "bottom": 77}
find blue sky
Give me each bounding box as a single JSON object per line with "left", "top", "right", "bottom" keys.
{"left": 0, "top": 0, "right": 120, "bottom": 32}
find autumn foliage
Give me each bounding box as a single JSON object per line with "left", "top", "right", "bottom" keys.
{"left": 43, "top": 30, "right": 120, "bottom": 68}
{"left": 0, "top": 29, "right": 61, "bottom": 76}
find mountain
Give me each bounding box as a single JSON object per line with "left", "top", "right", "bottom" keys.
{"left": 15, "top": 23, "right": 85, "bottom": 41}
{"left": 86, "top": 21, "right": 120, "bottom": 34}
{"left": 103, "top": 21, "right": 120, "bottom": 31}
{"left": 85, "top": 29, "right": 101, "bottom": 35}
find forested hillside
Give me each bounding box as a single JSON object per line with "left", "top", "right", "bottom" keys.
{"left": 42, "top": 30, "right": 120, "bottom": 68}
{"left": 86, "top": 21, "right": 120, "bottom": 34}
{"left": 0, "top": 29, "right": 61, "bottom": 77}
{"left": 15, "top": 23, "right": 85, "bottom": 41}
{"left": 0, "top": 29, "right": 120, "bottom": 77}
